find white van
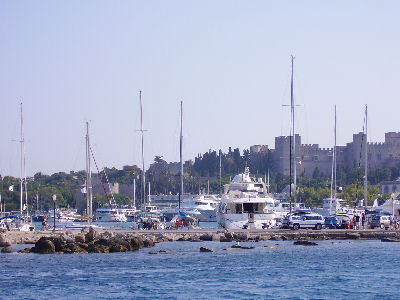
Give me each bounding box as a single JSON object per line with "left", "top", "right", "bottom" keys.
{"left": 286, "top": 212, "right": 324, "bottom": 230}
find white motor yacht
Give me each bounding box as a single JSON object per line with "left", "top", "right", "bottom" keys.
{"left": 216, "top": 167, "right": 276, "bottom": 229}
{"left": 95, "top": 207, "right": 127, "bottom": 222}
{"left": 179, "top": 195, "right": 220, "bottom": 221}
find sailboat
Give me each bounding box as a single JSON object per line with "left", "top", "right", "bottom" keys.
{"left": 164, "top": 101, "right": 200, "bottom": 228}
{"left": 0, "top": 103, "right": 34, "bottom": 231}
{"left": 67, "top": 123, "right": 101, "bottom": 230}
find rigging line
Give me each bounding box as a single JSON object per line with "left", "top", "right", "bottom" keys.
{"left": 88, "top": 145, "right": 117, "bottom": 219}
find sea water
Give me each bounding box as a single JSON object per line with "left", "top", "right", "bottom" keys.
{"left": 1, "top": 240, "right": 400, "bottom": 299}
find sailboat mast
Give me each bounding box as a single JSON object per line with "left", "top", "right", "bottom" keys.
{"left": 86, "top": 122, "right": 92, "bottom": 225}
{"left": 364, "top": 105, "right": 368, "bottom": 208}
{"left": 19, "top": 102, "right": 24, "bottom": 215}
{"left": 289, "top": 56, "right": 294, "bottom": 213}
{"left": 334, "top": 105, "right": 337, "bottom": 200}
{"left": 139, "top": 90, "right": 146, "bottom": 209}
{"left": 179, "top": 101, "right": 183, "bottom": 211}
{"left": 219, "top": 150, "right": 222, "bottom": 196}
{"left": 133, "top": 177, "right": 136, "bottom": 208}
{"left": 329, "top": 105, "right": 337, "bottom": 215}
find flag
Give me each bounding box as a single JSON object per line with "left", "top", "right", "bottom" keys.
{"left": 8, "top": 185, "right": 13, "bottom": 191}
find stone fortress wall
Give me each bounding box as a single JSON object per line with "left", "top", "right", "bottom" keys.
{"left": 253, "top": 132, "right": 400, "bottom": 178}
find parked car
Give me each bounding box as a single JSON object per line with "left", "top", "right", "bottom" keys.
{"left": 284, "top": 212, "right": 324, "bottom": 230}
{"left": 282, "top": 210, "right": 314, "bottom": 228}
{"left": 370, "top": 215, "right": 391, "bottom": 229}
{"left": 335, "top": 213, "right": 353, "bottom": 229}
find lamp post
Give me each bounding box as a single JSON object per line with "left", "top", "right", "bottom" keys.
{"left": 52, "top": 194, "right": 56, "bottom": 232}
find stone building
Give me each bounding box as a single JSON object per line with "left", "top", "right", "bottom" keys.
{"left": 256, "top": 131, "right": 400, "bottom": 178}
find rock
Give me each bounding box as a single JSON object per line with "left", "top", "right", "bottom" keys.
{"left": 143, "top": 238, "right": 154, "bottom": 248}
{"left": 200, "top": 246, "right": 216, "bottom": 252}
{"left": 269, "top": 235, "right": 283, "bottom": 241}
{"left": 130, "top": 237, "right": 144, "bottom": 250}
{"left": 85, "top": 227, "right": 98, "bottom": 243}
{"left": 212, "top": 233, "right": 222, "bottom": 241}
{"left": 1, "top": 246, "right": 12, "bottom": 253}
{"left": 236, "top": 232, "right": 249, "bottom": 241}
{"left": 24, "top": 240, "right": 36, "bottom": 245}
{"left": 0, "top": 235, "right": 12, "bottom": 247}
{"left": 109, "top": 243, "right": 128, "bottom": 253}
{"left": 18, "top": 248, "right": 31, "bottom": 253}
{"left": 199, "top": 233, "right": 213, "bottom": 241}
{"left": 75, "top": 234, "right": 85, "bottom": 244}
{"left": 264, "top": 244, "right": 280, "bottom": 249}
{"left": 102, "top": 231, "right": 114, "bottom": 239}
{"left": 87, "top": 243, "right": 109, "bottom": 253}
{"left": 294, "top": 241, "right": 318, "bottom": 246}
{"left": 63, "top": 243, "right": 88, "bottom": 254}
{"left": 345, "top": 232, "right": 360, "bottom": 240}
{"left": 381, "top": 238, "right": 400, "bottom": 242}
{"left": 31, "top": 237, "right": 56, "bottom": 254}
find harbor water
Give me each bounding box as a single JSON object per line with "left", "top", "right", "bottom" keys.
{"left": 1, "top": 239, "right": 400, "bottom": 299}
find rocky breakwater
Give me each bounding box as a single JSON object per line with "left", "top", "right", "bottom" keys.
{"left": 30, "top": 228, "right": 156, "bottom": 254}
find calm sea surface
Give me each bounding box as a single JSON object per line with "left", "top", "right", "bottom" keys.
{"left": 1, "top": 239, "right": 400, "bottom": 299}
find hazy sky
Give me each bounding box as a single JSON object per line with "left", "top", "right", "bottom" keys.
{"left": 1, "top": 1, "right": 399, "bottom": 177}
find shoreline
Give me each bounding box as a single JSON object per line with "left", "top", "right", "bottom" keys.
{"left": 2, "top": 228, "right": 400, "bottom": 246}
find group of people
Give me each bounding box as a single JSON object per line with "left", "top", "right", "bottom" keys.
{"left": 351, "top": 214, "right": 365, "bottom": 229}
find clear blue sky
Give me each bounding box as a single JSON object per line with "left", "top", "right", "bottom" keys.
{"left": 1, "top": 0, "right": 399, "bottom": 177}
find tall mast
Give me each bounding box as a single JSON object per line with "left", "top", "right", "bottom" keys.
{"left": 20, "top": 102, "right": 24, "bottom": 215}
{"left": 86, "top": 122, "right": 92, "bottom": 225}
{"left": 219, "top": 150, "right": 222, "bottom": 196}
{"left": 179, "top": 101, "right": 183, "bottom": 211}
{"left": 364, "top": 105, "right": 368, "bottom": 208}
{"left": 334, "top": 105, "right": 337, "bottom": 200}
{"left": 289, "top": 56, "right": 295, "bottom": 213}
{"left": 329, "top": 105, "right": 337, "bottom": 215}
{"left": 139, "top": 90, "right": 146, "bottom": 209}
{"left": 133, "top": 177, "right": 136, "bottom": 208}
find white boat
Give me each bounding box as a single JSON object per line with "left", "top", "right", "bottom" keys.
{"left": 274, "top": 201, "right": 306, "bottom": 218}
{"left": 95, "top": 207, "right": 127, "bottom": 222}
{"left": 118, "top": 206, "right": 138, "bottom": 222}
{"left": 65, "top": 223, "right": 103, "bottom": 231}
{"left": 180, "top": 195, "right": 220, "bottom": 221}
{"left": 216, "top": 167, "right": 276, "bottom": 229}
{"left": 0, "top": 216, "right": 34, "bottom": 232}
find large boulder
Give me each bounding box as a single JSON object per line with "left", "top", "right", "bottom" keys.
{"left": 31, "top": 237, "right": 56, "bottom": 254}
{"left": 143, "top": 238, "right": 154, "bottom": 248}
{"left": 75, "top": 234, "right": 85, "bottom": 244}
{"left": 199, "top": 233, "right": 213, "bottom": 241}
{"left": 294, "top": 240, "right": 318, "bottom": 246}
{"left": 200, "top": 247, "right": 216, "bottom": 252}
{"left": 85, "top": 227, "right": 98, "bottom": 243}
{"left": 130, "top": 236, "right": 144, "bottom": 250}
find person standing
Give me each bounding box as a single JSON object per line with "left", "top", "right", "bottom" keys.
{"left": 361, "top": 213, "right": 366, "bottom": 229}
{"left": 42, "top": 216, "right": 47, "bottom": 230}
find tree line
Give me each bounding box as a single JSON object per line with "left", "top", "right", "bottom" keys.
{"left": 1, "top": 147, "right": 399, "bottom": 211}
